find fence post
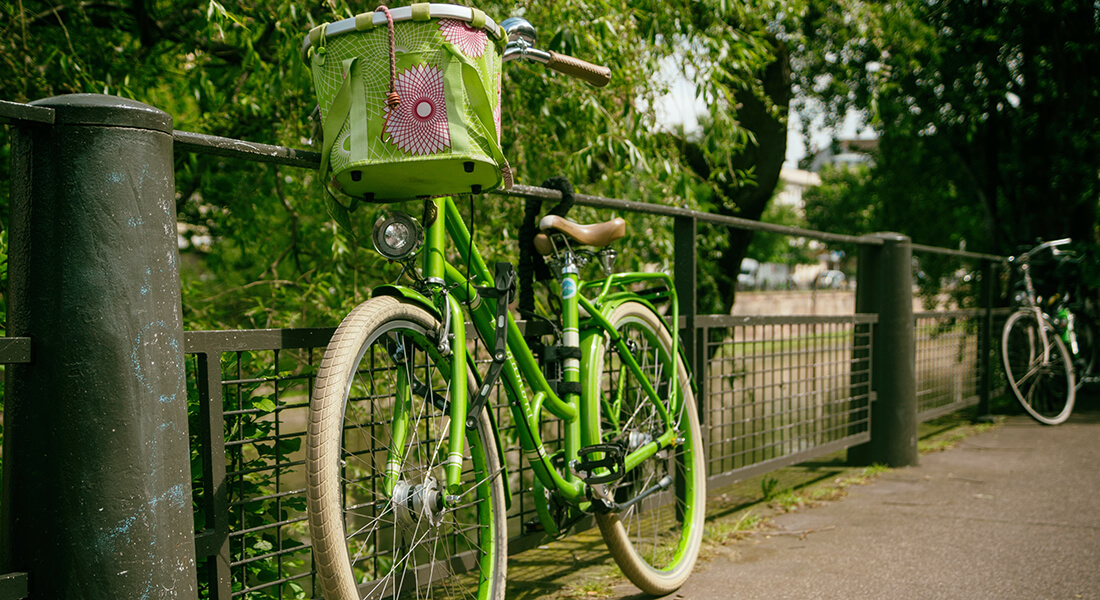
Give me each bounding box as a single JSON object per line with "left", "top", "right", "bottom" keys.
{"left": 849, "top": 233, "right": 919, "bottom": 467}
{"left": 674, "top": 216, "right": 706, "bottom": 418}
{"left": 674, "top": 216, "right": 697, "bottom": 368}
{"left": 976, "top": 259, "right": 996, "bottom": 421}
{"left": 1, "top": 95, "right": 197, "bottom": 599}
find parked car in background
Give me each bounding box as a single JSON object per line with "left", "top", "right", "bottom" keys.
{"left": 738, "top": 258, "right": 759, "bottom": 289}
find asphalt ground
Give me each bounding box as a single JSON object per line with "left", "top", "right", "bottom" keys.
{"left": 659, "top": 405, "right": 1100, "bottom": 600}
{"left": 506, "top": 398, "right": 1100, "bottom": 600}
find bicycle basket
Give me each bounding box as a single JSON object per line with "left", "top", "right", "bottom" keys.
{"left": 303, "top": 4, "right": 511, "bottom": 203}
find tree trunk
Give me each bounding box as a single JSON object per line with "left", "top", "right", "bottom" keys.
{"left": 713, "top": 42, "right": 791, "bottom": 313}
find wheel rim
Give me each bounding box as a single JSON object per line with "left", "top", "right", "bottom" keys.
{"left": 599, "top": 314, "right": 700, "bottom": 574}
{"left": 1004, "top": 312, "right": 1073, "bottom": 424}
{"left": 334, "top": 321, "right": 496, "bottom": 600}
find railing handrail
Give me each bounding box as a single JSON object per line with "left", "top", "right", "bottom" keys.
{"left": 165, "top": 126, "right": 1004, "bottom": 258}
{"left": 0, "top": 97, "right": 1007, "bottom": 262}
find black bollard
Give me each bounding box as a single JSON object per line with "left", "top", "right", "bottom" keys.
{"left": 849, "top": 233, "right": 919, "bottom": 467}
{"left": 1, "top": 95, "right": 197, "bottom": 599}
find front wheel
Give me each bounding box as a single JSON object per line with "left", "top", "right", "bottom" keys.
{"left": 588, "top": 302, "right": 705, "bottom": 595}
{"left": 307, "top": 296, "right": 507, "bottom": 600}
{"left": 1002, "top": 309, "right": 1076, "bottom": 425}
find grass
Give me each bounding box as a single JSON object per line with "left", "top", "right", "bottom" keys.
{"left": 563, "top": 578, "right": 617, "bottom": 599}
{"left": 919, "top": 417, "right": 1002, "bottom": 453}
{"left": 764, "top": 464, "right": 889, "bottom": 513}
{"left": 504, "top": 407, "right": 1003, "bottom": 599}
{"left": 702, "top": 510, "right": 765, "bottom": 545}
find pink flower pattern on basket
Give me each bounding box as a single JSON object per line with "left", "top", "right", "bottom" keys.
{"left": 439, "top": 19, "right": 487, "bottom": 58}
{"left": 384, "top": 65, "right": 450, "bottom": 156}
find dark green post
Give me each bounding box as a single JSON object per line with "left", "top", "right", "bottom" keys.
{"left": 976, "top": 259, "right": 996, "bottom": 422}
{"left": 1, "top": 95, "right": 197, "bottom": 599}
{"left": 674, "top": 216, "right": 705, "bottom": 426}
{"left": 849, "top": 233, "right": 918, "bottom": 467}
{"left": 674, "top": 216, "right": 697, "bottom": 370}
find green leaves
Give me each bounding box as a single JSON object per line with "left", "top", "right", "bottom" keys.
{"left": 250, "top": 396, "right": 277, "bottom": 413}
{"left": 0, "top": 0, "right": 803, "bottom": 326}
{"left": 792, "top": 0, "right": 1100, "bottom": 255}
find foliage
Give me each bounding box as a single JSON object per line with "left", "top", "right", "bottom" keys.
{"left": 802, "top": 164, "right": 877, "bottom": 239}
{"left": 746, "top": 201, "right": 818, "bottom": 266}
{"left": 0, "top": 0, "right": 794, "bottom": 329}
{"left": 0, "top": 1, "right": 790, "bottom": 592}
{"left": 792, "top": 0, "right": 1100, "bottom": 257}
{"left": 805, "top": 160, "right": 988, "bottom": 305}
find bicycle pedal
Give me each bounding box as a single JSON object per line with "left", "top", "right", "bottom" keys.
{"left": 574, "top": 443, "right": 626, "bottom": 485}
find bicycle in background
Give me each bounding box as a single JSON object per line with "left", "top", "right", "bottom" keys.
{"left": 1001, "top": 238, "right": 1098, "bottom": 424}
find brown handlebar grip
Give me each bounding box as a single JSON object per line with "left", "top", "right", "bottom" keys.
{"left": 546, "top": 51, "right": 612, "bottom": 88}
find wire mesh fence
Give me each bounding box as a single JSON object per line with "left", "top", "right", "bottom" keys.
{"left": 914, "top": 310, "right": 984, "bottom": 420}
{"left": 184, "top": 325, "right": 578, "bottom": 600}
{"left": 184, "top": 311, "right": 886, "bottom": 599}
{"left": 696, "top": 315, "right": 874, "bottom": 489}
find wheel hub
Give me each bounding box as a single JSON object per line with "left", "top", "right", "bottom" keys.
{"left": 393, "top": 477, "right": 444, "bottom": 529}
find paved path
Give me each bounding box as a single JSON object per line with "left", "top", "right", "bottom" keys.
{"left": 660, "top": 407, "right": 1100, "bottom": 600}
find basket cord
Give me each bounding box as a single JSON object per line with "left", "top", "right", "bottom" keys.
{"left": 376, "top": 6, "right": 401, "bottom": 109}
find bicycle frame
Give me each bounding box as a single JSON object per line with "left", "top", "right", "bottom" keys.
{"left": 1012, "top": 238, "right": 1075, "bottom": 366}
{"left": 381, "top": 196, "right": 686, "bottom": 507}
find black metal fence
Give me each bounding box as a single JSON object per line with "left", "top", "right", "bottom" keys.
{"left": 0, "top": 96, "right": 1005, "bottom": 600}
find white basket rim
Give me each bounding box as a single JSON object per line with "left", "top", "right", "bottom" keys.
{"left": 301, "top": 3, "right": 503, "bottom": 58}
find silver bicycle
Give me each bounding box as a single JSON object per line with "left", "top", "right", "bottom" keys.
{"left": 1001, "top": 238, "right": 1082, "bottom": 424}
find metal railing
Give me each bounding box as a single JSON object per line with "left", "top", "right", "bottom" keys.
{"left": 182, "top": 316, "right": 878, "bottom": 599}
{"left": 0, "top": 96, "right": 1005, "bottom": 600}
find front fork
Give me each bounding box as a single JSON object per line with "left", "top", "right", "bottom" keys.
{"left": 383, "top": 292, "right": 469, "bottom": 498}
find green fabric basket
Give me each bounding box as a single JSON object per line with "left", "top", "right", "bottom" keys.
{"left": 305, "top": 3, "right": 509, "bottom": 209}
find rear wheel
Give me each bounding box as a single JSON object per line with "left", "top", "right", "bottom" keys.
{"left": 307, "top": 296, "right": 507, "bottom": 600}
{"left": 1072, "top": 313, "right": 1098, "bottom": 384}
{"left": 588, "top": 302, "right": 705, "bottom": 595}
{"left": 1002, "top": 309, "right": 1076, "bottom": 425}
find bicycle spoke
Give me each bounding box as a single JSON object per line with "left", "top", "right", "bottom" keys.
{"left": 308, "top": 298, "right": 504, "bottom": 600}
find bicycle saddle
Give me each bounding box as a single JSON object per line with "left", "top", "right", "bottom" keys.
{"left": 533, "top": 215, "right": 626, "bottom": 255}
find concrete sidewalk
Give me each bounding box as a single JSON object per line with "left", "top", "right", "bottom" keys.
{"left": 662, "top": 407, "right": 1100, "bottom": 600}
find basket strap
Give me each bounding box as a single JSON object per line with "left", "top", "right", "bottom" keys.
{"left": 316, "top": 57, "right": 358, "bottom": 232}
{"left": 348, "top": 58, "right": 371, "bottom": 165}
{"left": 442, "top": 43, "right": 512, "bottom": 188}
{"left": 318, "top": 57, "right": 356, "bottom": 182}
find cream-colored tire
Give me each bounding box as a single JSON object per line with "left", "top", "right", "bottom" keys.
{"left": 589, "top": 302, "right": 705, "bottom": 595}
{"left": 307, "top": 296, "right": 507, "bottom": 600}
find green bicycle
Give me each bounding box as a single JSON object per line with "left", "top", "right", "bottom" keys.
{"left": 303, "top": 9, "right": 705, "bottom": 600}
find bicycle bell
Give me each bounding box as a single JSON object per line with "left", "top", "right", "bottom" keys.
{"left": 501, "top": 17, "right": 537, "bottom": 45}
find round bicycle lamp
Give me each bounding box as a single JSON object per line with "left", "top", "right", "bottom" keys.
{"left": 372, "top": 211, "right": 424, "bottom": 261}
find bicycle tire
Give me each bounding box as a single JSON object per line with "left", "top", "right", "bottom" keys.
{"left": 307, "top": 296, "right": 507, "bottom": 600}
{"left": 588, "top": 301, "right": 705, "bottom": 595}
{"left": 1001, "top": 309, "right": 1076, "bottom": 425}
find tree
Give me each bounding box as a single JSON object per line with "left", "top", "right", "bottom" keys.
{"left": 674, "top": 4, "right": 794, "bottom": 312}
{"left": 1, "top": 0, "right": 793, "bottom": 327}
{"left": 793, "top": 0, "right": 1100, "bottom": 256}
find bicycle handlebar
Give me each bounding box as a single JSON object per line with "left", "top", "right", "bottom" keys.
{"left": 503, "top": 44, "right": 612, "bottom": 87}
{"left": 544, "top": 51, "right": 612, "bottom": 88}
{"left": 501, "top": 17, "right": 612, "bottom": 88}
{"left": 1012, "top": 238, "right": 1073, "bottom": 264}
